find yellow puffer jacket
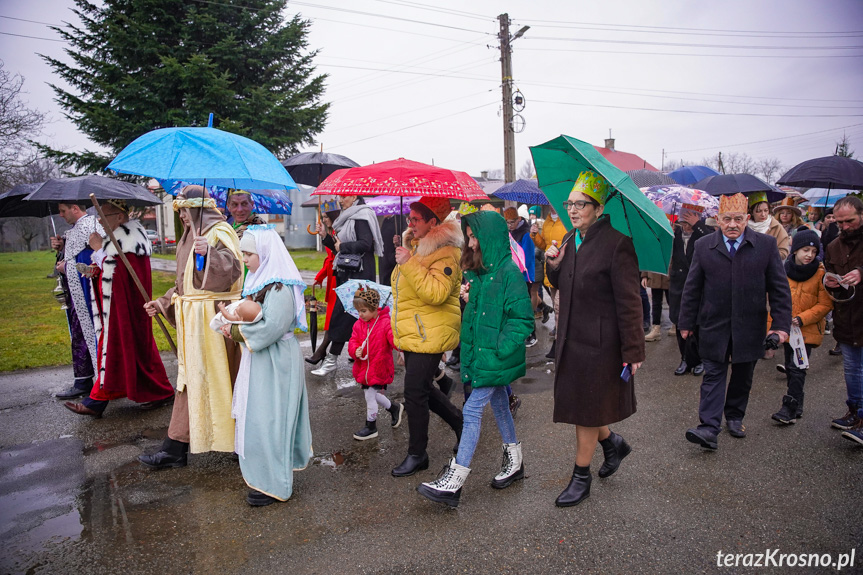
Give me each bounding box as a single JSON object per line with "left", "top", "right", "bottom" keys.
{"left": 391, "top": 220, "right": 463, "bottom": 354}
{"left": 531, "top": 216, "right": 567, "bottom": 288}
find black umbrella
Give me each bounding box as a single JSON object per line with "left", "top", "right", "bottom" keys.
{"left": 25, "top": 175, "right": 162, "bottom": 206}
{"left": 0, "top": 183, "right": 51, "bottom": 218}
{"left": 694, "top": 173, "right": 785, "bottom": 203}
{"left": 777, "top": 155, "right": 863, "bottom": 191}
{"left": 281, "top": 152, "right": 360, "bottom": 187}
{"left": 308, "top": 286, "right": 318, "bottom": 353}
{"left": 625, "top": 169, "right": 676, "bottom": 188}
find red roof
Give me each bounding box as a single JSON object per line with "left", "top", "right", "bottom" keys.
{"left": 593, "top": 146, "right": 658, "bottom": 172}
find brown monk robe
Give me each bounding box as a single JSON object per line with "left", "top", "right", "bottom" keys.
{"left": 139, "top": 185, "right": 243, "bottom": 469}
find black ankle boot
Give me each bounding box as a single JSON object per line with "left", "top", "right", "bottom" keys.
{"left": 598, "top": 432, "right": 631, "bottom": 478}
{"left": 138, "top": 437, "right": 189, "bottom": 469}
{"left": 353, "top": 419, "right": 379, "bottom": 441}
{"left": 555, "top": 464, "right": 591, "bottom": 507}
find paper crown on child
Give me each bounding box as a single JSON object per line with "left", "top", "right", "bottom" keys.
{"left": 718, "top": 193, "right": 748, "bottom": 214}
{"left": 321, "top": 199, "right": 340, "bottom": 214}
{"left": 747, "top": 191, "right": 768, "bottom": 207}
{"left": 458, "top": 202, "right": 478, "bottom": 216}
{"left": 571, "top": 170, "right": 610, "bottom": 206}
{"left": 354, "top": 285, "right": 380, "bottom": 310}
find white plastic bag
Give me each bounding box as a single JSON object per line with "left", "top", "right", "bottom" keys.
{"left": 789, "top": 324, "right": 809, "bottom": 370}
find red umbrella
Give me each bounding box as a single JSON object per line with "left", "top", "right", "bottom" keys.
{"left": 312, "top": 158, "right": 487, "bottom": 201}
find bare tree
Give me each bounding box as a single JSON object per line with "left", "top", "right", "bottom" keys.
{"left": 757, "top": 158, "right": 785, "bottom": 184}
{"left": 517, "top": 158, "right": 534, "bottom": 180}
{"left": 0, "top": 61, "right": 46, "bottom": 193}
{"left": 13, "top": 218, "right": 44, "bottom": 251}
{"left": 485, "top": 168, "right": 504, "bottom": 180}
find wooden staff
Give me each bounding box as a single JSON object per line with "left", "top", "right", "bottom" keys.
{"left": 89, "top": 194, "right": 178, "bottom": 355}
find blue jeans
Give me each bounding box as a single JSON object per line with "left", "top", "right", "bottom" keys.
{"left": 455, "top": 386, "right": 517, "bottom": 468}
{"left": 839, "top": 343, "right": 863, "bottom": 409}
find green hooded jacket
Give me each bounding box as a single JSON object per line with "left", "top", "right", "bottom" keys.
{"left": 460, "top": 211, "right": 535, "bottom": 388}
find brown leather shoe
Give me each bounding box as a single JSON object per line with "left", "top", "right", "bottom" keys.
{"left": 139, "top": 395, "right": 175, "bottom": 411}
{"left": 64, "top": 401, "right": 102, "bottom": 418}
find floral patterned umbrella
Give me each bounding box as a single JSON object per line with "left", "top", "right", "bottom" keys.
{"left": 364, "top": 195, "right": 422, "bottom": 216}
{"left": 313, "top": 158, "right": 487, "bottom": 201}
{"left": 641, "top": 185, "right": 719, "bottom": 219}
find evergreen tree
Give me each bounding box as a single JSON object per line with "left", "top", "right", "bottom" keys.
{"left": 835, "top": 133, "right": 854, "bottom": 158}
{"left": 41, "top": 0, "right": 328, "bottom": 173}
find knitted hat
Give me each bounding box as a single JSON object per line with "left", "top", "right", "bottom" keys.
{"left": 748, "top": 191, "right": 768, "bottom": 208}
{"left": 528, "top": 205, "right": 542, "bottom": 218}
{"left": 572, "top": 170, "right": 610, "bottom": 206}
{"left": 418, "top": 196, "right": 452, "bottom": 222}
{"left": 354, "top": 285, "right": 380, "bottom": 310}
{"left": 718, "top": 193, "right": 748, "bottom": 214}
{"left": 791, "top": 229, "right": 820, "bottom": 257}
{"left": 503, "top": 207, "right": 519, "bottom": 220}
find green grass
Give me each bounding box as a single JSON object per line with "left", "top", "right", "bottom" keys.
{"left": 0, "top": 251, "right": 326, "bottom": 371}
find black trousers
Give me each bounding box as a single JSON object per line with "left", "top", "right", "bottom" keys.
{"left": 698, "top": 347, "right": 757, "bottom": 434}
{"left": 403, "top": 351, "right": 463, "bottom": 456}
{"left": 650, "top": 288, "right": 669, "bottom": 326}
{"left": 783, "top": 342, "right": 813, "bottom": 406}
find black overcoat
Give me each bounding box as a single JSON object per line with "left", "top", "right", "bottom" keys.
{"left": 678, "top": 227, "right": 792, "bottom": 363}
{"left": 668, "top": 220, "right": 711, "bottom": 324}
{"left": 547, "top": 216, "right": 644, "bottom": 427}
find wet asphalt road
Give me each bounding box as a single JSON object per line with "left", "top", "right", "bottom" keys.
{"left": 1, "top": 316, "right": 861, "bottom": 575}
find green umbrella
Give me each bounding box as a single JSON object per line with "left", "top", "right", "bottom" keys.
{"left": 529, "top": 135, "right": 673, "bottom": 273}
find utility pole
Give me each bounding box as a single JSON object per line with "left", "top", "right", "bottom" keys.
{"left": 499, "top": 13, "right": 516, "bottom": 186}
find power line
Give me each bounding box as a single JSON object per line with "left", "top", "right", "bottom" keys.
{"left": 531, "top": 99, "right": 863, "bottom": 118}
{"left": 525, "top": 36, "right": 863, "bottom": 50}
{"left": 523, "top": 22, "right": 863, "bottom": 40}
{"left": 0, "top": 15, "right": 56, "bottom": 26}
{"left": 519, "top": 46, "right": 863, "bottom": 59}
{"left": 291, "top": 1, "right": 492, "bottom": 35}
{"left": 328, "top": 101, "right": 497, "bottom": 149}
{"left": 364, "top": 0, "right": 492, "bottom": 22}
{"left": 519, "top": 18, "right": 863, "bottom": 36}
{"left": 0, "top": 30, "right": 64, "bottom": 42}
{"left": 668, "top": 123, "right": 863, "bottom": 154}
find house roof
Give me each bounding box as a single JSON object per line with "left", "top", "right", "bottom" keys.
{"left": 593, "top": 146, "right": 658, "bottom": 172}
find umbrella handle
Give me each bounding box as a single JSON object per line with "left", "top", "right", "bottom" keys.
{"left": 307, "top": 224, "right": 318, "bottom": 235}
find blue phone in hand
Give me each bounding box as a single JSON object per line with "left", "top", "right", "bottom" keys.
{"left": 620, "top": 364, "right": 632, "bottom": 383}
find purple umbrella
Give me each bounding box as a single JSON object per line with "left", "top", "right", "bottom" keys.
{"left": 364, "top": 195, "right": 421, "bottom": 216}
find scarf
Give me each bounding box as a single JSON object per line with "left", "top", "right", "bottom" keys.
{"left": 785, "top": 256, "right": 820, "bottom": 283}
{"left": 332, "top": 204, "right": 384, "bottom": 257}
{"left": 240, "top": 225, "right": 308, "bottom": 332}
{"left": 748, "top": 216, "right": 772, "bottom": 234}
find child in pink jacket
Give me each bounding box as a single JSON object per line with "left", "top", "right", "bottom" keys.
{"left": 348, "top": 286, "right": 404, "bottom": 440}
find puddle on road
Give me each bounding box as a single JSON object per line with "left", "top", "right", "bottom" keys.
{"left": 312, "top": 451, "right": 348, "bottom": 468}
{"left": 82, "top": 427, "right": 166, "bottom": 455}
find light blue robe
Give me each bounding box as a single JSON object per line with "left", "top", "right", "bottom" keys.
{"left": 237, "top": 286, "right": 312, "bottom": 501}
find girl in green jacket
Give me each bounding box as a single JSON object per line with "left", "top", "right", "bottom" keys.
{"left": 417, "top": 211, "right": 534, "bottom": 508}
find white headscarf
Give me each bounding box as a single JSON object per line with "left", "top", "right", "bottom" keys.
{"left": 240, "top": 225, "right": 307, "bottom": 332}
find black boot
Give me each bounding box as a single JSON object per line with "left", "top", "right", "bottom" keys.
{"left": 598, "top": 432, "right": 631, "bottom": 478}
{"left": 771, "top": 395, "right": 799, "bottom": 425}
{"left": 555, "top": 464, "right": 591, "bottom": 507}
{"left": 674, "top": 360, "right": 690, "bottom": 376}
{"left": 353, "top": 419, "right": 378, "bottom": 441}
{"left": 545, "top": 339, "right": 556, "bottom": 360}
{"left": 392, "top": 452, "right": 429, "bottom": 477}
{"left": 452, "top": 424, "right": 463, "bottom": 455}
{"left": 138, "top": 437, "right": 189, "bottom": 469}
{"left": 305, "top": 332, "right": 331, "bottom": 365}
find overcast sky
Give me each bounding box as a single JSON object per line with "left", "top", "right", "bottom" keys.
{"left": 2, "top": 0, "right": 862, "bottom": 179}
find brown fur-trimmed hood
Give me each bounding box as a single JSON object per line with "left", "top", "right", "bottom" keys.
{"left": 403, "top": 220, "right": 464, "bottom": 258}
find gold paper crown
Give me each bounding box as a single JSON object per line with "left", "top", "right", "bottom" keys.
{"left": 748, "top": 191, "right": 768, "bottom": 207}
{"left": 106, "top": 199, "right": 129, "bottom": 213}
{"left": 719, "top": 193, "right": 748, "bottom": 215}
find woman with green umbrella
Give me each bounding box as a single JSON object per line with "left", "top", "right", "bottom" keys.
{"left": 545, "top": 170, "right": 645, "bottom": 507}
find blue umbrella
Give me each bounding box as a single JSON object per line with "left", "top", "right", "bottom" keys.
{"left": 106, "top": 120, "right": 297, "bottom": 191}
{"left": 668, "top": 165, "right": 719, "bottom": 186}
{"left": 158, "top": 180, "right": 292, "bottom": 215}
{"left": 801, "top": 188, "right": 852, "bottom": 208}
{"left": 492, "top": 179, "right": 549, "bottom": 205}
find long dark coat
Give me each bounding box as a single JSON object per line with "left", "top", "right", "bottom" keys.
{"left": 668, "top": 220, "right": 711, "bottom": 324}
{"left": 678, "top": 227, "right": 792, "bottom": 363}
{"left": 824, "top": 226, "right": 863, "bottom": 347}
{"left": 547, "top": 216, "right": 644, "bottom": 427}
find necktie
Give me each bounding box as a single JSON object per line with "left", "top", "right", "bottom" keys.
{"left": 728, "top": 239, "right": 737, "bottom": 258}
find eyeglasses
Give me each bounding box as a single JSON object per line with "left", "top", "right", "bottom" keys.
{"left": 563, "top": 200, "right": 596, "bottom": 211}
{"left": 505, "top": 219, "right": 518, "bottom": 226}
{"left": 407, "top": 216, "right": 425, "bottom": 225}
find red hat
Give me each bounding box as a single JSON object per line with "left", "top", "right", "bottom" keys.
{"left": 418, "top": 196, "right": 452, "bottom": 222}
